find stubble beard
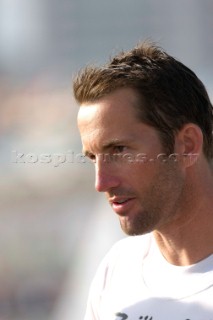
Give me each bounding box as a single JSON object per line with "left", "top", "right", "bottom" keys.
{"left": 118, "top": 161, "right": 185, "bottom": 236}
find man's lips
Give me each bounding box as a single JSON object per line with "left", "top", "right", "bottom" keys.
{"left": 109, "top": 197, "right": 136, "bottom": 215}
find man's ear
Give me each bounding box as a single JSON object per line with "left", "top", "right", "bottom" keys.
{"left": 174, "top": 123, "right": 203, "bottom": 167}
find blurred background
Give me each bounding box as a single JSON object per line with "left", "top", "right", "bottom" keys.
{"left": 0, "top": 0, "right": 213, "bottom": 319}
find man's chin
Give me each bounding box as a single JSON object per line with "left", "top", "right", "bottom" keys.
{"left": 119, "top": 220, "right": 145, "bottom": 236}
{"left": 119, "top": 216, "right": 154, "bottom": 236}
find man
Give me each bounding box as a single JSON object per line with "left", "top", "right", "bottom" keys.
{"left": 73, "top": 42, "right": 213, "bottom": 320}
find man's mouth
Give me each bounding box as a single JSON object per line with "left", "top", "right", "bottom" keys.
{"left": 114, "top": 199, "right": 129, "bottom": 204}
{"left": 109, "top": 197, "right": 135, "bottom": 215}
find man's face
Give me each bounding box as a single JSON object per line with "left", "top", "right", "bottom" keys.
{"left": 77, "top": 88, "right": 185, "bottom": 235}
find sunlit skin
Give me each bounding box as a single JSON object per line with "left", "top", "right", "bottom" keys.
{"left": 78, "top": 88, "right": 213, "bottom": 265}
{"left": 78, "top": 88, "right": 187, "bottom": 235}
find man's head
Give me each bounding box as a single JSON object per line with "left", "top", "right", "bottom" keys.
{"left": 74, "top": 42, "right": 213, "bottom": 236}
{"left": 73, "top": 41, "right": 213, "bottom": 160}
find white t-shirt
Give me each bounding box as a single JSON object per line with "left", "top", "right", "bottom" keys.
{"left": 84, "top": 234, "right": 213, "bottom": 320}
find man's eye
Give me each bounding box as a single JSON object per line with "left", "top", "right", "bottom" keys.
{"left": 113, "top": 146, "right": 126, "bottom": 153}
{"left": 87, "top": 153, "right": 96, "bottom": 163}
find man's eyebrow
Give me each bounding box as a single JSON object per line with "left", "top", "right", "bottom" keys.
{"left": 102, "top": 139, "right": 127, "bottom": 150}
{"left": 83, "top": 138, "right": 135, "bottom": 156}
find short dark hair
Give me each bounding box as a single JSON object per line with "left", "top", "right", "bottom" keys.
{"left": 73, "top": 41, "right": 213, "bottom": 159}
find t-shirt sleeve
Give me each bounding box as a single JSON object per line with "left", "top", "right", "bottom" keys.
{"left": 83, "top": 239, "right": 126, "bottom": 320}
{"left": 83, "top": 235, "right": 151, "bottom": 320}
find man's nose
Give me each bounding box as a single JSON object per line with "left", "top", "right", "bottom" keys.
{"left": 95, "top": 160, "right": 120, "bottom": 192}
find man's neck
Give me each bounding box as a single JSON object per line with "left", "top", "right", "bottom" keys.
{"left": 153, "top": 221, "right": 213, "bottom": 266}
{"left": 153, "top": 170, "right": 213, "bottom": 266}
{"left": 153, "top": 161, "right": 213, "bottom": 266}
